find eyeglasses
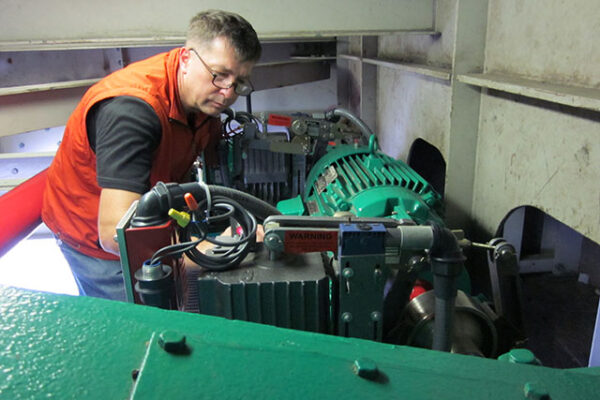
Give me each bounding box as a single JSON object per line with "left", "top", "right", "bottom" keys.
{"left": 189, "top": 48, "right": 254, "bottom": 96}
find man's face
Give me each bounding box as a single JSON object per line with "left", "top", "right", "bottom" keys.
{"left": 179, "top": 36, "right": 255, "bottom": 117}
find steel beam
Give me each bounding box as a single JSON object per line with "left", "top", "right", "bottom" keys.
{"left": 0, "top": 0, "right": 435, "bottom": 51}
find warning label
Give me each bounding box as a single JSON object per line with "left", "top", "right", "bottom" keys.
{"left": 284, "top": 230, "right": 338, "bottom": 254}
{"left": 268, "top": 114, "right": 293, "bottom": 127}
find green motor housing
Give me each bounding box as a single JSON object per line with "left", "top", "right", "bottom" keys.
{"left": 277, "top": 135, "right": 444, "bottom": 226}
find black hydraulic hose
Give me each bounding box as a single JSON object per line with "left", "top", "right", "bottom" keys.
{"left": 429, "top": 224, "right": 466, "bottom": 352}
{"left": 131, "top": 181, "right": 281, "bottom": 272}
{"left": 132, "top": 182, "right": 281, "bottom": 228}
{"left": 324, "top": 108, "right": 374, "bottom": 140}
{"left": 132, "top": 182, "right": 190, "bottom": 227}
{"left": 207, "top": 185, "right": 281, "bottom": 221}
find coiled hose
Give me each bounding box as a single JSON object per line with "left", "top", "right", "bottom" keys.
{"left": 132, "top": 182, "right": 280, "bottom": 271}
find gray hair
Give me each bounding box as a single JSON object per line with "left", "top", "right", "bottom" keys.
{"left": 186, "top": 10, "right": 262, "bottom": 63}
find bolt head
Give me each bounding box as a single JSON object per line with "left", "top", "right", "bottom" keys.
{"left": 353, "top": 358, "right": 379, "bottom": 380}
{"left": 158, "top": 330, "right": 188, "bottom": 354}
{"left": 341, "top": 312, "right": 353, "bottom": 323}
{"left": 524, "top": 382, "right": 550, "bottom": 400}
{"left": 373, "top": 268, "right": 383, "bottom": 279}
{"left": 370, "top": 311, "right": 382, "bottom": 322}
{"left": 264, "top": 234, "right": 283, "bottom": 251}
{"left": 509, "top": 349, "right": 536, "bottom": 364}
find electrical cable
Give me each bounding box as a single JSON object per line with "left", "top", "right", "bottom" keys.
{"left": 148, "top": 193, "right": 257, "bottom": 271}
{"left": 198, "top": 179, "right": 212, "bottom": 218}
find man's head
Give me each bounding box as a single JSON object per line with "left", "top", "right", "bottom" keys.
{"left": 178, "top": 10, "right": 262, "bottom": 117}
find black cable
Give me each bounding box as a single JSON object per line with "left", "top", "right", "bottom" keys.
{"left": 149, "top": 237, "right": 205, "bottom": 265}
{"left": 148, "top": 194, "right": 257, "bottom": 271}
{"left": 246, "top": 93, "right": 252, "bottom": 114}
{"left": 183, "top": 197, "right": 257, "bottom": 271}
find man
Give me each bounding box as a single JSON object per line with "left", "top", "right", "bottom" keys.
{"left": 42, "top": 10, "right": 262, "bottom": 301}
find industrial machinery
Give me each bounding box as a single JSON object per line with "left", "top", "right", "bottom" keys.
{"left": 206, "top": 108, "right": 365, "bottom": 204}
{"left": 116, "top": 108, "right": 524, "bottom": 360}
{"left": 5, "top": 108, "right": 599, "bottom": 399}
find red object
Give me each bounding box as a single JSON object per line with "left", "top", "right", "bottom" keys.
{"left": 284, "top": 230, "right": 338, "bottom": 254}
{"left": 0, "top": 169, "right": 48, "bottom": 258}
{"left": 268, "top": 114, "right": 293, "bottom": 127}
{"left": 184, "top": 193, "right": 199, "bottom": 211}
{"left": 123, "top": 221, "right": 181, "bottom": 305}
{"left": 409, "top": 279, "right": 433, "bottom": 301}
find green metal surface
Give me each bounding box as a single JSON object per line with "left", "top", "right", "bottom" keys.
{"left": 283, "top": 136, "right": 444, "bottom": 225}
{"left": 116, "top": 202, "right": 138, "bottom": 303}
{"left": 1, "top": 285, "right": 599, "bottom": 399}
{"left": 276, "top": 195, "right": 306, "bottom": 216}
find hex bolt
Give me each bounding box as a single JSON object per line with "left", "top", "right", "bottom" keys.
{"left": 407, "top": 256, "right": 425, "bottom": 273}
{"left": 373, "top": 266, "right": 383, "bottom": 281}
{"left": 356, "top": 223, "right": 372, "bottom": 231}
{"left": 523, "top": 382, "right": 551, "bottom": 400}
{"left": 506, "top": 349, "right": 538, "bottom": 365}
{"left": 370, "top": 311, "right": 382, "bottom": 322}
{"left": 353, "top": 357, "right": 379, "bottom": 380}
{"left": 264, "top": 234, "right": 283, "bottom": 252}
{"left": 158, "top": 330, "right": 189, "bottom": 355}
{"left": 342, "top": 268, "right": 354, "bottom": 294}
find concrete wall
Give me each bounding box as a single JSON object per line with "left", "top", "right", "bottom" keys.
{"left": 363, "top": 0, "right": 599, "bottom": 244}
{"left": 376, "top": 1, "right": 456, "bottom": 160}
{"left": 471, "top": 0, "right": 600, "bottom": 242}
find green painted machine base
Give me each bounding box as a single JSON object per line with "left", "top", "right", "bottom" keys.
{"left": 1, "top": 285, "right": 598, "bottom": 399}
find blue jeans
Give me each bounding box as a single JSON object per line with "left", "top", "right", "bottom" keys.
{"left": 57, "top": 239, "right": 127, "bottom": 301}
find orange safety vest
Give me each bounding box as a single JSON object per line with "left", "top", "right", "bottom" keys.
{"left": 42, "top": 48, "right": 221, "bottom": 260}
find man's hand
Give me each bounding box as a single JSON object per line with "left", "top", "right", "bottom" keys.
{"left": 255, "top": 224, "right": 265, "bottom": 242}
{"left": 193, "top": 223, "right": 264, "bottom": 253}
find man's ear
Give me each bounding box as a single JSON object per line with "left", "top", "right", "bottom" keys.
{"left": 179, "top": 47, "right": 192, "bottom": 71}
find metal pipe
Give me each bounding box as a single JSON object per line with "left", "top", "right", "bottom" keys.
{"left": 432, "top": 277, "right": 458, "bottom": 351}
{"left": 429, "top": 224, "right": 465, "bottom": 352}
{"left": 325, "top": 108, "right": 374, "bottom": 140}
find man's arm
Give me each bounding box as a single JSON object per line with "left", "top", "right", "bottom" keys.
{"left": 97, "top": 188, "right": 142, "bottom": 255}
{"left": 88, "top": 97, "right": 161, "bottom": 256}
